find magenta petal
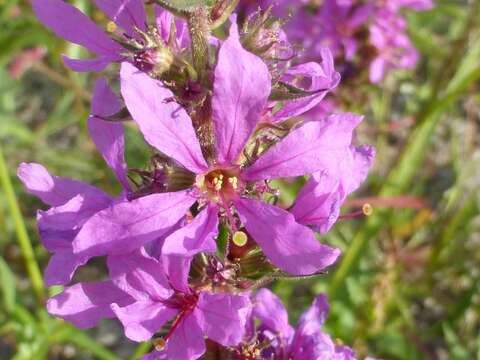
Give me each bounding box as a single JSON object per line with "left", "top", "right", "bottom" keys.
{"left": 88, "top": 78, "right": 130, "bottom": 191}
{"left": 274, "top": 49, "right": 340, "bottom": 121}
{"left": 165, "top": 314, "right": 206, "bottom": 360}
{"left": 236, "top": 198, "right": 340, "bottom": 275}
{"left": 195, "top": 292, "right": 251, "bottom": 346}
{"left": 120, "top": 62, "right": 208, "bottom": 173}
{"left": 112, "top": 301, "right": 177, "bottom": 342}
{"left": 290, "top": 172, "right": 342, "bottom": 234}
{"left": 62, "top": 55, "right": 116, "bottom": 72}
{"left": 297, "top": 294, "right": 330, "bottom": 330}
{"left": 32, "top": 0, "right": 123, "bottom": 56}
{"left": 162, "top": 206, "right": 218, "bottom": 257}
{"left": 44, "top": 251, "right": 88, "bottom": 287}
{"left": 212, "top": 21, "right": 271, "bottom": 164}
{"left": 17, "top": 162, "right": 109, "bottom": 207}
{"left": 72, "top": 191, "right": 195, "bottom": 258}
{"left": 161, "top": 255, "right": 192, "bottom": 294}
{"left": 108, "top": 249, "right": 174, "bottom": 301}
{"left": 254, "top": 289, "right": 293, "bottom": 337}
{"left": 47, "top": 281, "right": 132, "bottom": 328}
{"left": 93, "top": 0, "right": 147, "bottom": 37}
{"left": 243, "top": 113, "right": 364, "bottom": 181}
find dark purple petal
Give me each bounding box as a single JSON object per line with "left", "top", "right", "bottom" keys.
{"left": 120, "top": 62, "right": 208, "bottom": 174}
{"left": 47, "top": 281, "right": 132, "bottom": 328}
{"left": 254, "top": 289, "right": 294, "bottom": 338}
{"left": 162, "top": 205, "right": 218, "bottom": 257}
{"left": 212, "top": 21, "right": 271, "bottom": 164}
{"left": 236, "top": 198, "right": 340, "bottom": 275}
{"left": 93, "top": 0, "right": 147, "bottom": 37}
{"left": 195, "top": 292, "right": 251, "bottom": 346}
{"left": 243, "top": 113, "right": 364, "bottom": 181}
{"left": 165, "top": 314, "right": 206, "bottom": 360}
{"left": 112, "top": 301, "right": 177, "bottom": 342}
{"left": 72, "top": 191, "right": 195, "bottom": 258}
{"left": 88, "top": 78, "right": 130, "bottom": 191}
{"left": 31, "top": 0, "right": 123, "bottom": 56}
{"left": 17, "top": 162, "right": 109, "bottom": 207}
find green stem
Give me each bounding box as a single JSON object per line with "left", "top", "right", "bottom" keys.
{"left": 0, "top": 144, "right": 45, "bottom": 303}
{"left": 187, "top": 7, "right": 210, "bottom": 84}
{"left": 129, "top": 342, "right": 152, "bottom": 360}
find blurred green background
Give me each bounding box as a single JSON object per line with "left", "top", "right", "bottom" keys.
{"left": 0, "top": 0, "right": 479, "bottom": 359}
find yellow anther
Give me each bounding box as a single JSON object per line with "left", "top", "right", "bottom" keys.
{"left": 228, "top": 177, "right": 238, "bottom": 190}
{"left": 153, "top": 338, "right": 166, "bottom": 351}
{"left": 362, "top": 203, "right": 373, "bottom": 216}
{"left": 106, "top": 21, "right": 117, "bottom": 33}
{"left": 214, "top": 177, "right": 223, "bottom": 191}
{"left": 233, "top": 231, "right": 248, "bottom": 247}
{"left": 218, "top": 174, "right": 224, "bottom": 180}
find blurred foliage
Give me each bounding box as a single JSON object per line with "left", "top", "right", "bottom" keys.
{"left": 0, "top": 0, "right": 479, "bottom": 359}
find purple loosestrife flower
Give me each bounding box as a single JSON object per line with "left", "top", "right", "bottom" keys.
{"left": 70, "top": 21, "right": 366, "bottom": 276}
{"left": 368, "top": 8, "right": 419, "bottom": 83}
{"left": 235, "top": 289, "right": 360, "bottom": 359}
{"left": 48, "top": 248, "right": 250, "bottom": 360}
{"left": 17, "top": 78, "right": 130, "bottom": 285}
{"left": 31, "top": 0, "right": 186, "bottom": 73}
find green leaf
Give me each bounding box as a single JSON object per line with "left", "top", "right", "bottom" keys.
{"left": 0, "top": 257, "right": 16, "bottom": 312}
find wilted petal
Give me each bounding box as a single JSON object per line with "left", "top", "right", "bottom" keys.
{"left": 236, "top": 198, "right": 340, "bottom": 275}
{"left": 195, "top": 292, "right": 251, "bottom": 346}
{"left": 120, "top": 62, "right": 208, "bottom": 173}
{"left": 47, "top": 281, "right": 132, "bottom": 328}
{"left": 254, "top": 289, "right": 293, "bottom": 338}
{"left": 243, "top": 113, "right": 364, "bottom": 181}
{"left": 72, "top": 191, "right": 195, "bottom": 258}
{"left": 112, "top": 301, "right": 177, "bottom": 342}
{"left": 31, "top": 0, "right": 123, "bottom": 56}
{"left": 162, "top": 205, "right": 218, "bottom": 257}
{"left": 212, "top": 21, "right": 271, "bottom": 164}
{"left": 89, "top": 78, "right": 130, "bottom": 191}
{"left": 17, "top": 162, "right": 109, "bottom": 207}
{"left": 93, "top": 0, "right": 147, "bottom": 37}
{"left": 165, "top": 314, "right": 206, "bottom": 360}
{"left": 108, "top": 248, "right": 174, "bottom": 301}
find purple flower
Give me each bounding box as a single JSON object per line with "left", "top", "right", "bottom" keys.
{"left": 69, "top": 21, "right": 371, "bottom": 276}
{"left": 17, "top": 78, "right": 129, "bottom": 285}
{"left": 48, "top": 248, "right": 250, "bottom": 360}
{"left": 368, "top": 9, "right": 419, "bottom": 83}
{"left": 272, "top": 49, "right": 341, "bottom": 122}
{"left": 31, "top": 0, "right": 185, "bottom": 73}
{"left": 112, "top": 249, "right": 250, "bottom": 359}
{"left": 236, "top": 288, "right": 359, "bottom": 359}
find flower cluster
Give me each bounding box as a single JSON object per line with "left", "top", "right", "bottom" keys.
{"left": 241, "top": 0, "right": 433, "bottom": 83}
{"left": 20, "top": 0, "right": 376, "bottom": 359}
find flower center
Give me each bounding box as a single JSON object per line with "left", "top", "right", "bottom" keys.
{"left": 196, "top": 167, "right": 244, "bottom": 203}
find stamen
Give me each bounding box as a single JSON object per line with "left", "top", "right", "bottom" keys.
{"left": 106, "top": 21, "right": 117, "bottom": 33}
{"left": 233, "top": 231, "right": 248, "bottom": 247}
{"left": 339, "top": 203, "right": 373, "bottom": 219}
